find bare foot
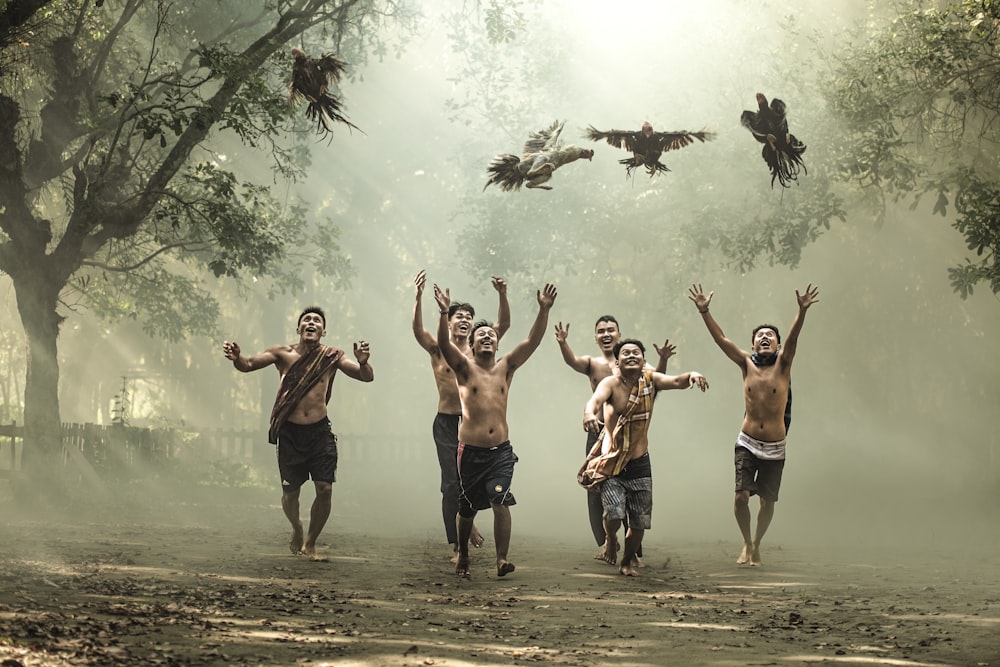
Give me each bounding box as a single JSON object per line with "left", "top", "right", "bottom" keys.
{"left": 619, "top": 563, "right": 639, "bottom": 577}
{"left": 497, "top": 561, "right": 515, "bottom": 577}
{"left": 737, "top": 544, "right": 751, "bottom": 565}
{"left": 302, "top": 544, "right": 329, "bottom": 562}
{"left": 749, "top": 544, "right": 763, "bottom": 566}
{"left": 450, "top": 545, "right": 460, "bottom": 564}
{"left": 289, "top": 525, "right": 305, "bottom": 555}
{"left": 470, "top": 525, "right": 485, "bottom": 548}
{"left": 455, "top": 555, "right": 470, "bottom": 578}
{"left": 595, "top": 538, "right": 618, "bottom": 565}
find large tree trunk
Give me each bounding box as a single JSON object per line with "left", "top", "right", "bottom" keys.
{"left": 13, "top": 268, "right": 64, "bottom": 478}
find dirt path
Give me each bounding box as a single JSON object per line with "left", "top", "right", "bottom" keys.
{"left": 1, "top": 501, "right": 997, "bottom": 666}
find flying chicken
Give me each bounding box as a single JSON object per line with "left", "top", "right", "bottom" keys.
{"left": 585, "top": 122, "right": 715, "bottom": 178}
{"left": 288, "top": 48, "right": 360, "bottom": 136}
{"left": 740, "top": 93, "right": 806, "bottom": 188}
{"left": 484, "top": 120, "right": 594, "bottom": 192}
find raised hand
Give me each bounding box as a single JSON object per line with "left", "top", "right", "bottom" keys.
{"left": 554, "top": 321, "right": 570, "bottom": 344}
{"left": 354, "top": 340, "right": 371, "bottom": 364}
{"left": 688, "top": 283, "right": 713, "bottom": 313}
{"left": 433, "top": 283, "right": 451, "bottom": 313}
{"left": 537, "top": 283, "right": 558, "bottom": 309}
{"left": 653, "top": 338, "right": 676, "bottom": 363}
{"left": 414, "top": 269, "right": 427, "bottom": 296}
{"left": 491, "top": 275, "right": 507, "bottom": 295}
{"left": 796, "top": 283, "right": 819, "bottom": 310}
{"left": 222, "top": 341, "right": 241, "bottom": 361}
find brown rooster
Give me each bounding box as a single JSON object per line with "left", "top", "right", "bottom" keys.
{"left": 585, "top": 122, "right": 715, "bottom": 178}
{"left": 484, "top": 120, "right": 594, "bottom": 192}
{"left": 288, "top": 48, "right": 360, "bottom": 136}
{"left": 740, "top": 93, "right": 806, "bottom": 188}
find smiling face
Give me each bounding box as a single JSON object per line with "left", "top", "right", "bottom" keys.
{"left": 752, "top": 326, "right": 779, "bottom": 356}
{"left": 449, "top": 307, "right": 475, "bottom": 342}
{"left": 594, "top": 319, "right": 621, "bottom": 354}
{"left": 297, "top": 311, "right": 326, "bottom": 344}
{"left": 615, "top": 342, "right": 645, "bottom": 371}
{"left": 470, "top": 324, "right": 498, "bottom": 355}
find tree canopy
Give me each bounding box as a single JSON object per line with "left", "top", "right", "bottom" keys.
{"left": 0, "top": 0, "right": 414, "bottom": 465}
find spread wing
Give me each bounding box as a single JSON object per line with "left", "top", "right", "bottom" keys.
{"left": 522, "top": 120, "right": 564, "bottom": 156}
{"left": 315, "top": 53, "right": 349, "bottom": 84}
{"left": 650, "top": 129, "right": 716, "bottom": 152}
{"left": 585, "top": 126, "right": 640, "bottom": 152}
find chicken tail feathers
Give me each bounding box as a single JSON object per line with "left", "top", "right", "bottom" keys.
{"left": 484, "top": 154, "right": 524, "bottom": 192}
{"left": 763, "top": 135, "right": 807, "bottom": 188}
{"left": 305, "top": 93, "right": 360, "bottom": 136}
{"left": 619, "top": 157, "right": 669, "bottom": 179}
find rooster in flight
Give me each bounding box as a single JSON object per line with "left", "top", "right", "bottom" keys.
{"left": 585, "top": 122, "right": 715, "bottom": 178}
{"left": 484, "top": 120, "right": 594, "bottom": 192}
{"left": 740, "top": 93, "right": 806, "bottom": 188}
{"left": 288, "top": 48, "right": 360, "bottom": 136}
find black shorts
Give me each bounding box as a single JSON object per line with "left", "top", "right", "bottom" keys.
{"left": 457, "top": 441, "right": 517, "bottom": 517}
{"left": 734, "top": 446, "right": 784, "bottom": 502}
{"left": 276, "top": 418, "right": 338, "bottom": 490}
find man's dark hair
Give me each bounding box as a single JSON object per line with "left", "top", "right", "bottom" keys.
{"left": 752, "top": 324, "right": 781, "bottom": 345}
{"left": 298, "top": 306, "right": 326, "bottom": 327}
{"left": 449, "top": 302, "right": 475, "bottom": 319}
{"left": 468, "top": 320, "right": 496, "bottom": 346}
{"left": 613, "top": 338, "right": 646, "bottom": 359}
{"left": 594, "top": 314, "right": 619, "bottom": 330}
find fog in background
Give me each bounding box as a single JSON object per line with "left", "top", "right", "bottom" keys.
{"left": 2, "top": 0, "right": 998, "bottom": 556}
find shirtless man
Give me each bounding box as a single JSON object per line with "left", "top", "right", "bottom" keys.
{"left": 412, "top": 269, "right": 510, "bottom": 560}
{"left": 555, "top": 316, "right": 675, "bottom": 555}
{"left": 583, "top": 339, "right": 708, "bottom": 576}
{"left": 433, "top": 281, "right": 557, "bottom": 577}
{"left": 222, "top": 306, "right": 373, "bottom": 561}
{"left": 688, "top": 283, "right": 819, "bottom": 566}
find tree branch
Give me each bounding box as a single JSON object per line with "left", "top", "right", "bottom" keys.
{"left": 82, "top": 240, "right": 209, "bottom": 272}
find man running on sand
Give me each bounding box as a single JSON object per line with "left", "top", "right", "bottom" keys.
{"left": 582, "top": 339, "right": 708, "bottom": 576}
{"left": 412, "top": 269, "right": 511, "bottom": 561}
{"left": 555, "top": 316, "right": 675, "bottom": 558}
{"left": 688, "top": 283, "right": 819, "bottom": 566}
{"left": 434, "top": 281, "right": 557, "bottom": 578}
{"left": 222, "top": 306, "right": 373, "bottom": 561}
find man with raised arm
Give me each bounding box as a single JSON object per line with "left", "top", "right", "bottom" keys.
{"left": 412, "top": 269, "right": 510, "bottom": 560}
{"left": 582, "top": 339, "right": 708, "bottom": 576}
{"left": 222, "top": 306, "right": 373, "bottom": 562}
{"left": 554, "top": 316, "right": 675, "bottom": 556}
{"left": 688, "top": 283, "right": 819, "bottom": 566}
{"left": 433, "top": 281, "right": 557, "bottom": 578}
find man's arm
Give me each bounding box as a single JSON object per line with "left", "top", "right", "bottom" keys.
{"left": 652, "top": 339, "right": 676, "bottom": 374}
{"left": 688, "top": 283, "right": 748, "bottom": 367}
{"left": 492, "top": 275, "right": 511, "bottom": 340}
{"left": 554, "top": 321, "right": 592, "bottom": 374}
{"left": 583, "top": 376, "right": 614, "bottom": 433}
{"left": 505, "top": 284, "right": 558, "bottom": 370}
{"left": 652, "top": 370, "right": 709, "bottom": 392}
{"left": 412, "top": 270, "right": 437, "bottom": 352}
{"left": 779, "top": 283, "right": 819, "bottom": 367}
{"left": 222, "top": 341, "right": 279, "bottom": 373}
{"left": 433, "top": 283, "right": 469, "bottom": 375}
{"left": 337, "top": 340, "right": 375, "bottom": 382}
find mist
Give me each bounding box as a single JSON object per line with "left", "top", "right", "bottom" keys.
{"left": 2, "top": 0, "right": 998, "bottom": 561}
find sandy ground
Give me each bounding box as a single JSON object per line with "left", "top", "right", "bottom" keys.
{"left": 0, "top": 489, "right": 998, "bottom": 667}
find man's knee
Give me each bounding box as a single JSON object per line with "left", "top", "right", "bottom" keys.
{"left": 734, "top": 490, "right": 751, "bottom": 506}
{"left": 313, "top": 481, "right": 333, "bottom": 499}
